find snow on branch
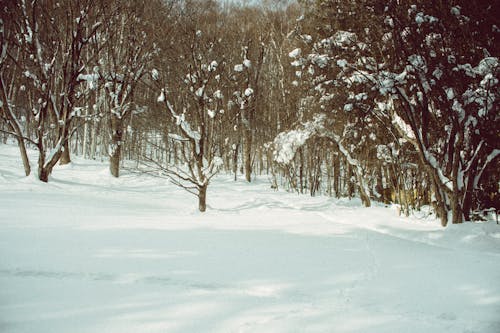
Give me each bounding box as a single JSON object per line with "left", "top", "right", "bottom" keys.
{"left": 164, "top": 99, "right": 201, "bottom": 154}
{"left": 272, "top": 114, "right": 326, "bottom": 164}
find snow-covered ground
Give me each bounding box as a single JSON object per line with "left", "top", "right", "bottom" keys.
{"left": 0, "top": 144, "right": 499, "bottom": 333}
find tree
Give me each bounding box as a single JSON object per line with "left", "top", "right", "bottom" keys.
{"left": 380, "top": 1, "right": 499, "bottom": 224}
{"left": 0, "top": 0, "right": 102, "bottom": 181}
{"left": 96, "top": 0, "right": 158, "bottom": 177}
{"left": 151, "top": 1, "right": 227, "bottom": 212}
{"left": 0, "top": 16, "right": 31, "bottom": 176}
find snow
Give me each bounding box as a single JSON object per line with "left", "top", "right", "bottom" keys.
{"left": 333, "top": 31, "right": 357, "bottom": 47}
{"left": 234, "top": 64, "right": 244, "bottom": 72}
{"left": 0, "top": 143, "right": 499, "bottom": 333}
{"left": 344, "top": 103, "right": 353, "bottom": 112}
{"left": 213, "top": 90, "right": 223, "bottom": 100}
{"left": 288, "top": 48, "right": 301, "bottom": 58}
{"left": 157, "top": 90, "right": 165, "bottom": 102}
{"left": 451, "top": 6, "right": 461, "bottom": 16}
{"left": 209, "top": 60, "right": 218, "bottom": 72}
{"left": 476, "top": 57, "right": 498, "bottom": 76}
{"left": 195, "top": 87, "right": 204, "bottom": 98}
{"left": 151, "top": 68, "right": 159, "bottom": 81}
{"left": 309, "top": 54, "right": 329, "bottom": 68}
{"left": 336, "top": 59, "right": 348, "bottom": 68}
{"left": 415, "top": 12, "right": 425, "bottom": 25}
{"left": 272, "top": 115, "right": 325, "bottom": 164}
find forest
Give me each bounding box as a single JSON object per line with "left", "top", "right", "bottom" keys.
{"left": 0, "top": 0, "right": 498, "bottom": 226}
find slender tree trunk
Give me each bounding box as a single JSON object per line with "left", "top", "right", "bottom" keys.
{"left": 462, "top": 173, "right": 476, "bottom": 221}
{"left": 299, "top": 148, "right": 304, "bottom": 194}
{"left": 357, "top": 172, "right": 371, "bottom": 208}
{"left": 0, "top": 76, "right": 31, "bottom": 176}
{"left": 431, "top": 178, "right": 449, "bottom": 227}
{"left": 233, "top": 143, "right": 239, "bottom": 181}
{"left": 82, "top": 107, "right": 89, "bottom": 158}
{"left": 109, "top": 116, "right": 123, "bottom": 177}
{"left": 451, "top": 190, "right": 463, "bottom": 224}
{"left": 198, "top": 184, "right": 207, "bottom": 212}
{"left": 17, "top": 138, "right": 31, "bottom": 176}
{"left": 60, "top": 140, "right": 71, "bottom": 165}
{"left": 38, "top": 167, "right": 50, "bottom": 183}
{"left": 333, "top": 157, "right": 340, "bottom": 198}
{"left": 244, "top": 128, "right": 252, "bottom": 182}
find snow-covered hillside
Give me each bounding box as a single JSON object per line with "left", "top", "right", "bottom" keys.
{"left": 0, "top": 144, "right": 499, "bottom": 333}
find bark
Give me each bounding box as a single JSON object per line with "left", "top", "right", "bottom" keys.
{"left": 38, "top": 168, "right": 50, "bottom": 183}
{"left": 110, "top": 144, "right": 121, "bottom": 177}
{"left": 233, "top": 143, "right": 239, "bottom": 181}
{"left": 299, "top": 148, "right": 304, "bottom": 194}
{"left": 59, "top": 140, "right": 71, "bottom": 165}
{"left": 357, "top": 172, "right": 371, "bottom": 208}
{"left": 333, "top": 157, "right": 340, "bottom": 198}
{"left": 244, "top": 128, "right": 252, "bottom": 182}
{"left": 38, "top": 145, "right": 63, "bottom": 183}
{"left": 198, "top": 184, "right": 207, "bottom": 212}
{"left": 0, "top": 77, "right": 31, "bottom": 176}
{"left": 17, "top": 138, "right": 31, "bottom": 176}
{"left": 109, "top": 116, "right": 123, "bottom": 178}
{"left": 431, "top": 177, "right": 449, "bottom": 227}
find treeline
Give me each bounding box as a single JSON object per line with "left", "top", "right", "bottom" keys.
{"left": 0, "top": 0, "right": 498, "bottom": 224}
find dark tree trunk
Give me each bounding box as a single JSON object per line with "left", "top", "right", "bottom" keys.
{"left": 299, "top": 148, "right": 304, "bottom": 194}
{"left": 357, "top": 173, "right": 371, "bottom": 208}
{"left": 233, "top": 143, "right": 239, "bottom": 181}
{"left": 110, "top": 144, "right": 121, "bottom": 178}
{"left": 0, "top": 76, "right": 31, "bottom": 176}
{"left": 59, "top": 140, "right": 71, "bottom": 165}
{"left": 451, "top": 193, "right": 463, "bottom": 224}
{"left": 333, "top": 157, "right": 340, "bottom": 198}
{"left": 109, "top": 116, "right": 123, "bottom": 178}
{"left": 431, "top": 178, "right": 449, "bottom": 227}
{"left": 38, "top": 167, "right": 50, "bottom": 183}
{"left": 244, "top": 128, "right": 252, "bottom": 182}
{"left": 198, "top": 184, "right": 207, "bottom": 212}
{"left": 18, "top": 138, "right": 31, "bottom": 176}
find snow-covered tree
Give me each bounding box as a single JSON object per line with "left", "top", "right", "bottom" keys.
{"left": 0, "top": 0, "right": 102, "bottom": 181}
{"left": 286, "top": 0, "right": 499, "bottom": 224}
{"left": 97, "top": 1, "right": 158, "bottom": 177}
{"left": 152, "top": 13, "right": 228, "bottom": 211}
{"left": 379, "top": 1, "right": 499, "bottom": 224}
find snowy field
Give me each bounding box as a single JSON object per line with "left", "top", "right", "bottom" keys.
{"left": 0, "top": 144, "right": 499, "bottom": 333}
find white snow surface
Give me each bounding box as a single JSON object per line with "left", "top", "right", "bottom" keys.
{"left": 0, "top": 144, "right": 499, "bottom": 333}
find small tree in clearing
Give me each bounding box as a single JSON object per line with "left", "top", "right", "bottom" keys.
{"left": 151, "top": 29, "right": 226, "bottom": 212}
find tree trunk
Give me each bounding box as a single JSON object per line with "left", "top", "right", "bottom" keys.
{"left": 451, "top": 192, "right": 463, "bottom": 224}
{"left": 244, "top": 128, "right": 252, "bottom": 182}
{"left": 38, "top": 166, "right": 50, "bottom": 183}
{"left": 110, "top": 144, "right": 121, "bottom": 177}
{"left": 333, "top": 157, "right": 340, "bottom": 198}
{"left": 299, "top": 148, "right": 304, "bottom": 194}
{"left": 17, "top": 138, "right": 31, "bottom": 176}
{"left": 462, "top": 176, "right": 476, "bottom": 222}
{"left": 59, "top": 140, "right": 71, "bottom": 165}
{"left": 431, "top": 178, "right": 449, "bottom": 227}
{"left": 233, "top": 143, "right": 239, "bottom": 181}
{"left": 109, "top": 116, "right": 123, "bottom": 177}
{"left": 198, "top": 184, "right": 207, "bottom": 212}
{"left": 0, "top": 76, "right": 31, "bottom": 176}
{"left": 357, "top": 173, "right": 371, "bottom": 208}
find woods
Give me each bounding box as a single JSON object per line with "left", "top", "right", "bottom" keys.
{"left": 0, "top": 0, "right": 498, "bottom": 225}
